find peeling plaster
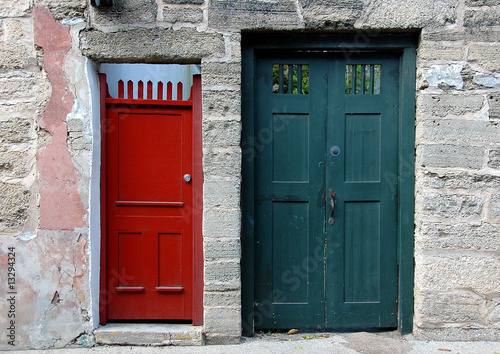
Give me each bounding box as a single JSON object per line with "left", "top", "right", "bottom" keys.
{"left": 423, "top": 64, "right": 464, "bottom": 90}
{"left": 34, "top": 7, "right": 87, "bottom": 230}
{"left": 474, "top": 73, "right": 500, "bottom": 88}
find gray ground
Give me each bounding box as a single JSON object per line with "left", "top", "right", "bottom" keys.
{"left": 8, "top": 330, "right": 500, "bottom": 354}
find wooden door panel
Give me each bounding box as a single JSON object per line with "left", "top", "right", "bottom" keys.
{"left": 106, "top": 104, "right": 193, "bottom": 321}
{"left": 344, "top": 114, "right": 381, "bottom": 183}
{"left": 326, "top": 54, "right": 399, "bottom": 327}
{"left": 116, "top": 232, "right": 144, "bottom": 289}
{"left": 272, "top": 201, "right": 309, "bottom": 303}
{"left": 343, "top": 202, "right": 381, "bottom": 303}
{"left": 254, "top": 52, "right": 400, "bottom": 329}
{"left": 254, "top": 56, "right": 327, "bottom": 329}
{"left": 117, "top": 112, "right": 184, "bottom": 203}
{"left": 158, "top": 232, "right": 183, "bottom": 289}
{"left": 272, "top": 114, "right": 309, "bottom": 182}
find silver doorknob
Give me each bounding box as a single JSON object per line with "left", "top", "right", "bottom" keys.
{"left": 183, "top": 174, "right": 192, "bottom": 183}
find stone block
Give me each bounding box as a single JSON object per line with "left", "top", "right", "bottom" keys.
{"left": 205, "top": 260, "right": 240, "bottom": 284}
{"left": 491, "top": 194, "right": 500, "bottom": 218}
{"left": 0, "top": 42, "right": 32, "bottom": 70}
{"left": 416, "top": 221, "right": 500, "bottom": 251}
{"left": 417, "top": 144, "right": 485, "bottom": 169}
{"left": 204, "top": 290, "right": 241, "bottom": 307}
{"left": 80, "top": 28, "right": 225, "bottom": 62}
{"left": 468, "top": 43, "right": 500, "bottom": 71}
{"left": 417, "top": 193, "right": 483, "bottom": 219}
{"left": 416, "top": 119, "right": 498, "bottom": 145}
{"left": 66, "top": 118, "right": 84, "bottom": 132}
{"left": 4, "top": 19, "right": 24, "bottom": 40}
{"left": 0, "top": 182, "right": 30, "bottom": 229}
{"left": 0, "top": 74, "right": 42, "bottom": 101}
{"left": 421, "top": 30, "right": 466, "bottom": 42}
{"left": 208, "top": 0, "right": 302, "bottom": 30}
{"left": 415, "top": 292, "right": 484, "bottom": 324}
{"left": 488, "top": 300, "right": 500, "bottom": 324}
{"left": 204, "top": 238, "right": 241, "bottom": 260}
{"left": 355, "top": 0, "right": 457, "bottom": 29}
{"left": 424, "top": 27, "right": 500, "bottom": 43}
{"left": 204, "top": 280, "right": 240, "bottom": 292}
{"left": 35, "top": 0, "right": 86, "bottom": 19}
{"left": 89, "top": 0, "right": 156, "bottom": 26}
{"left": 204, "top": 307, "right": 241, "bottom": 335}
{"left": 417, "top": 94, "right": 484, "bottom": 117}
{"left": 94, "top": 323, "right": 204, "bottom": 346}
{"left": 418, "top": 43, "right": 464, "bottom": 61}
{"left": 488, "top": 92, "right": 500, "bottom": 119}
{"left": 488, "top": 149, "right": 500, "bottom": 169}
{"left": 228, "top": 32, "right": 241, "bottom": 62}
{"left": 0, "top": 152, "right": 31, "bottom": 178}
{"left": 0, "top": 0, "right": 30, "bottom": 17}
{"left": 465, "top": 27, "right": 500, "bottom": 42}
{"left": 204, "top": 333, "right": 241, "bottom": 344}
{"left": 204, "top": 179, "right": 241, "bottom": 209}
{"left": 414, "top": 326, "right": 500, "bottom": 341}
{"left": 464, "top": 7, "right": 500, "bottom": 27}
{"left": 299, "top": 0, "right": 362, "bottom": 29}
{"left": 163, "top": 6, "right": 203, "bottom": 23}
{"left": 422, "top": 64, "right": 463, "bottom": 90}
{"left": 164, "top": 0, "right": 204, "bottom": 4}
{"left": 474, "top": 73, "right": 500, "bottom": 88}
{"left": 203, "top": 120, "right": 241, "bottom": 147}
{"left": 202, "top": 89, "right": 241, "bottom": 117}
{"left": 0, "top": 118, "right": 33, "bottom": 145}
{"left": 202, "top": 62, "right": 241, "bottom": 86}
{"left": 203, "top": 208, "right": 241, "bottom": 237}
{"left": 203, "top": 147, "right": 241, "bottom": 179}
{"left": 466, "top": 0, "right": 499, "bottom": 5}
{"left": 415, "top": 254, "right": 500, "bottom": 294}
{"left": 417, "top": 170, "right": 500, "bottom": 190}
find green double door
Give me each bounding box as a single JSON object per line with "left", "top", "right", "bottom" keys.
{"left": 254, "top": 52, "right": 400, "bottom": 329}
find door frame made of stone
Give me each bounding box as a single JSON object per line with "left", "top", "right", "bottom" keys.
{"left": 241, "top": 32, "right": 418, "bottom": 336}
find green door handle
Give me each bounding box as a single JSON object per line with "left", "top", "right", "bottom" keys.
{"left": 328, "top": 190, "right": 336, "bottom": 225}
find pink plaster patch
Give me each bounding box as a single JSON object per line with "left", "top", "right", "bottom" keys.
{"left": 34, "top": 7, "right": 87, "bottom": 229}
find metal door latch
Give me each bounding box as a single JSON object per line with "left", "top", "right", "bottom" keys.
{"left": 328, "top": 190, "right": 336, "bottom": 225}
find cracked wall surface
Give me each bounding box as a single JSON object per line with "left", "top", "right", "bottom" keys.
{"left": 0, "top": 0, "right": 499, "bottom": 349}
{"left": 0, "top": 2, "right": 92, "bottom": 351}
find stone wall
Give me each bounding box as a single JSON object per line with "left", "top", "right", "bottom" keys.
{"left": 0, "top": 0, "right": 499, "bottom": 349}
{"left": 0, "top": 1, "right": 93, "bottom": 350}
{"left": 414, "top": 0, "right": 500, "bottom": 339}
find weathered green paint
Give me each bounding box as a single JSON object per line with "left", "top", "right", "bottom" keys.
{"left": 242, "top": 33, "right": 417, "bottom": 335}
{"left": 253, "top": 52, "right": 399, "bottom": 329}
{"left": 254, "top": 55, "right": 327, "bottom": 328}
{"left": 398, "top": 48, "right": 417, "bottom": 335}
{"left": 326, "top": 53, "right": 400, "bottom": 328}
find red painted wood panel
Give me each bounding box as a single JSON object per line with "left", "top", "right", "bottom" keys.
{"left": 191, "top": 75, "right": 203, "bottom": 325}
{"left": 104, "top": 100, "right": 194, "bottom": 320}
{"left": 158, "top": 233, "right": 182, "bottom": 288}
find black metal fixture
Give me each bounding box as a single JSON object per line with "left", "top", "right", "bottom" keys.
{"left": 90, "top": 0, "right": 113, "bottom": 7}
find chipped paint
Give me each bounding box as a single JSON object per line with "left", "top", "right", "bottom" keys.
{"left": 423, "top": 64, "right": 464, "bottom": 90}
{"left": 474, "top": 73, "right": 500, "bottom": 88}
{"left": 34, "top": 7, "right": 86, "bottom": 230}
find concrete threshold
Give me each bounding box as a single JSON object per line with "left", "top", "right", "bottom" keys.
{"left": 94, "top": 323, "right": 205, "bottom": 346}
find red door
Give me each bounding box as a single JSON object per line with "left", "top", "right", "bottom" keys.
{"left": 102, "top": 83, "right": 195, "bottom": 320}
